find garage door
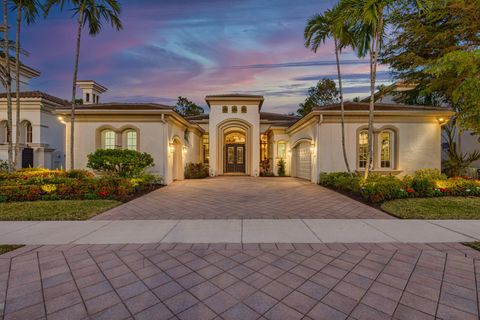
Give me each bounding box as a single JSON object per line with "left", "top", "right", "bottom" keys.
{"left": 294, "top": 141, "right": 312, "bottom": 180}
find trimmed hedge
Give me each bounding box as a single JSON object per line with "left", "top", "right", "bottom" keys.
{"left": 319, "top": 169, "right": 480, "bottom": 203}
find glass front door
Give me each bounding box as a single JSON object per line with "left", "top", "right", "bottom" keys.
{"left": 225, "top": 144, "right": 246, "bottom": 173}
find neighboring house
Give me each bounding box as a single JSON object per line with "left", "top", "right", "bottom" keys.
{"left": 0, "top": 64, "right": 67, "bottom": 169}
{"left": 1, "top": 66, "right": 454, "bottom": 184}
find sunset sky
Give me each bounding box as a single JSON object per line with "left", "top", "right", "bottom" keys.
{"left": 20, "top": 0, "right": 392, "bottom": 114}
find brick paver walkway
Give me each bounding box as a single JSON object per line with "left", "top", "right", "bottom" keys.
{"left": 1, "top": 243, "right": 479, "bottom": 319}
{"left": 95, "top": 177, "right": 389, "bottom": 220}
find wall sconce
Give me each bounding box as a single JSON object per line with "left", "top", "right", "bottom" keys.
{"left": 182, "top": 146, "right": 188, "bottom": 153}
{"left": 57, "top": 116, "right": 66, "bottom": 124}
{"left": 168, "top": 143, "right": 175, "bottom": 154}
{"left": 310, "top": 144, "right": 316, "bottom": 153}
{"left": 437, "top": 117, "right": 448, "bottom": 125}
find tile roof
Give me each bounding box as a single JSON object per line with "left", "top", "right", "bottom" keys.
{"left": 315, "top": 102, "right": 450, "bottom": 112}
{"left": 72, "top": 103, "right": 173, "bottom": 110}
{"left": 260, "top": 112, "right": 299, "bottom": 121}
{"left": 0, "top": 91, "right": 68, "bottom": 106}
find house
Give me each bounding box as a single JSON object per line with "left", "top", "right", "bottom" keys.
{"left": 363, "top": 82, "right": 480, "bottom": 173}
{"left": 0, "top": 63, "right": 67, "bottom": 169}
{"left": 1, "top": 70, "right": 454, "bottom": 184}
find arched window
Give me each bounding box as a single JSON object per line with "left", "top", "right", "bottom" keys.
{"left": 380, "top": 130, "right": 394, "bottom": 168}
{"left": 358, "top": 130, "right": 369, "bottom": 168}
{"left": 102, "top": 130, "right": 116, "bottom": 149}
{"left": 125, "top": 131, "right": 137, "bottom": 150}
{"left": 25, "top": 121, "right": 32, "bottom": 144}
{"left": 222, "top": 106, "right": 228, "bottom": 113}
{"left": 241, "top": 106, "right": 247, "bottom": 113}
{"left": 231, "top": 105, "right": 238, "bottom": 113}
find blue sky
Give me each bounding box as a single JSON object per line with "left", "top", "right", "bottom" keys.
{"left": 18, "top": 0, "right": 393, "bottom": 113}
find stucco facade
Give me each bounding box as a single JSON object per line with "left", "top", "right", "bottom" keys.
{"left": 1, "top": 78, "right": 454, "bottom": 184}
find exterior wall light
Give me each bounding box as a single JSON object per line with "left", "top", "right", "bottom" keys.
{"left": 168, "top": 143, "right": 175, "bottom": 154}
{"left": 310, "top": 144, "right": 316, "bottom": 153}
{"left": 182, "top": 146, "right": 188, "bottom": 153}
{"left": 437, "top": 117, "right": 448, "bottom": 125}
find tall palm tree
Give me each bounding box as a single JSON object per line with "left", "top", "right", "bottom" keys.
{"left": 304, "top": 5, "right": 357, "bottom": 173}
{"left": 2, "top": 0, "right": 14, "bottom": 172}
{"left": 339, "top": 0, "right": 392, "bottom": 179}
{"left": 12, "top": 0, "right": 40, "bottom": 168}
{"left": 44, "top": 0, "right": 122, "bottom": 170}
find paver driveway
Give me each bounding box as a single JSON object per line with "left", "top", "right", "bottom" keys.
{"left": 95, "top": 177, "right": 390, "bottom": 220}
{"left": 1, "top": 243, "right": 479, "bottom": 320}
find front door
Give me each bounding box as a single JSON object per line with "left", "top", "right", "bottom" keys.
{"left": 225, "top": 144, "right": 245, "bottom": 173}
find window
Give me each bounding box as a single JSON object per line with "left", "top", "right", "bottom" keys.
{"left": 260, "top": 134, "right": 268, "bottom": 161}
{"left": 241, "top": 106, "right": 247, "bottom": 113}
{"left": 231, "top": 105, "right": 238, "bottom": 113}
{"left": 26, "top": 122, "right": 32, "bottom": 143}
{"left": 225, "top": 132, "right": 245, "bottom": 144}
{"left": 126, "top": 131, "right": 137, "bottom": 150}
{"left": 203, "top": 134, "right": 209, "bottom": 163}
{"left": 222, "top": 106, "right": 228, "bottom": 113}
{"left": 93, "top": 94, "right": 96, "bottom": 103}
{"left": 96, "top": 95, "right": 99, "bottom": 103}
{"left": 358, "top": 130, "right": 368, "bottom": 168}
{"left": 380, "top": 131, "right": 393, "bottom": 168}
{"left": 86, "top": 93, "right": 90, "bottom": 103}
{"left": 102, "top": 130, "right": 116, "bottom": 149}
{"left": 277, "top": 141, "right": 286, "bottom": 159}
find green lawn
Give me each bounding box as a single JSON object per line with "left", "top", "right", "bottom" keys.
{"left": 381, "top": 197, "right": 480, "bottom": 219}
{"left": 0, "top": 200, "right": 121, "bottom": 221}
{"left": 0, "top": 245, "right": 24, "bottom": 255}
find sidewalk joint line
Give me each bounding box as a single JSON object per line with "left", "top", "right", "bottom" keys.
{"left": 361, "top": 220, "right": 402, "bottom": 242}
{"left": 158, "top": 220, "right": 181, "bottom": 243}
{"left": 425, "top": 220, "right": 479, "bottom": 242}
{"left": 301, "top": 219, "right": 323, "bottom": 243}
{"left": 68, "top": 221, "right": 114, "bottom": 244}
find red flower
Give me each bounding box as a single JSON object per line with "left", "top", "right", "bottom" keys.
{"left": 405, "top": 188, "right": 415, "bottom": 193}
{"left": 439, "top": 188, "right": 447, "bottom": 193}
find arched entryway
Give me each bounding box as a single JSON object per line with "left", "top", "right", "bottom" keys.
{"left": 224, "top": 131, "right": 246, "bottom": 173}
{"left": 171, "top": 138, "right": 183, "bottom": 181}
{"left": 216, "top": 119, "right": 252, "bottom": 175}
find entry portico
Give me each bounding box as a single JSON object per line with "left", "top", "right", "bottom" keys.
{"left": 205, "top": 94, "right": 262, "bottom": 177}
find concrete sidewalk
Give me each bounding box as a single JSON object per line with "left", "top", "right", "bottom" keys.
{"left": 0, "top": 219, "right": 479, "bottom": 244}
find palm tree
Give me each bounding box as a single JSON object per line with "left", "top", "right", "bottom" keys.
{"left": 2, "top": 0, "right": 14, "bottom": 172}
{"left": 44, "top": 0, "right": 122, "bottom": 170}
{"left": 339, "top": 0, "right": 393, "bottom": 179}
{"left": 12, "top": 0, "right": 40, "bottom": 168}
{"left": 304, "top": 5, "right": 356, "bottom": 174}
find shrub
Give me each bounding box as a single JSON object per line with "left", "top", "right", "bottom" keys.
{"left": 184, "top": 163, "right": 209, "bottom": 179}
{"left": 319, "top": 170, "right": 480, "bottom": 203}
{"left": 64, "top": 169, "right": 94, "bottom": 179}
{"left": 0, "top": 160, "right": 8, "bottom": 172}
{"left": 277, "top": 159, "right": 286, "bottom": 177}
{"left": 87, "top": 149, "right": 154, "bottom": 178}
{"left": 319, "top": 172, "right": 361, "bottom": 194}
{"left": 361, "top": 175, "right": 406, "bottom": 203}
{"left": 411, "top": 169, "right": 446, "bottom": 196}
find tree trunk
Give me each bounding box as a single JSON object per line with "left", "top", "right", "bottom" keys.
{"left": 3, "top": 0, "right": 13, "bottom": 173}
{"left": 14, "top": 3, "right": 22, "bottom": 169}
{"left": 70, "top": 7, "right": 84, "bottom": 170}
{"left": 365, "top": 24, "right": 377, "bottom": 179}
{"left": 334, "top": 39, "right": 351, "bottom": 174}
{"left": 364, "top": 16, "right": 383, "bottom": 180}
